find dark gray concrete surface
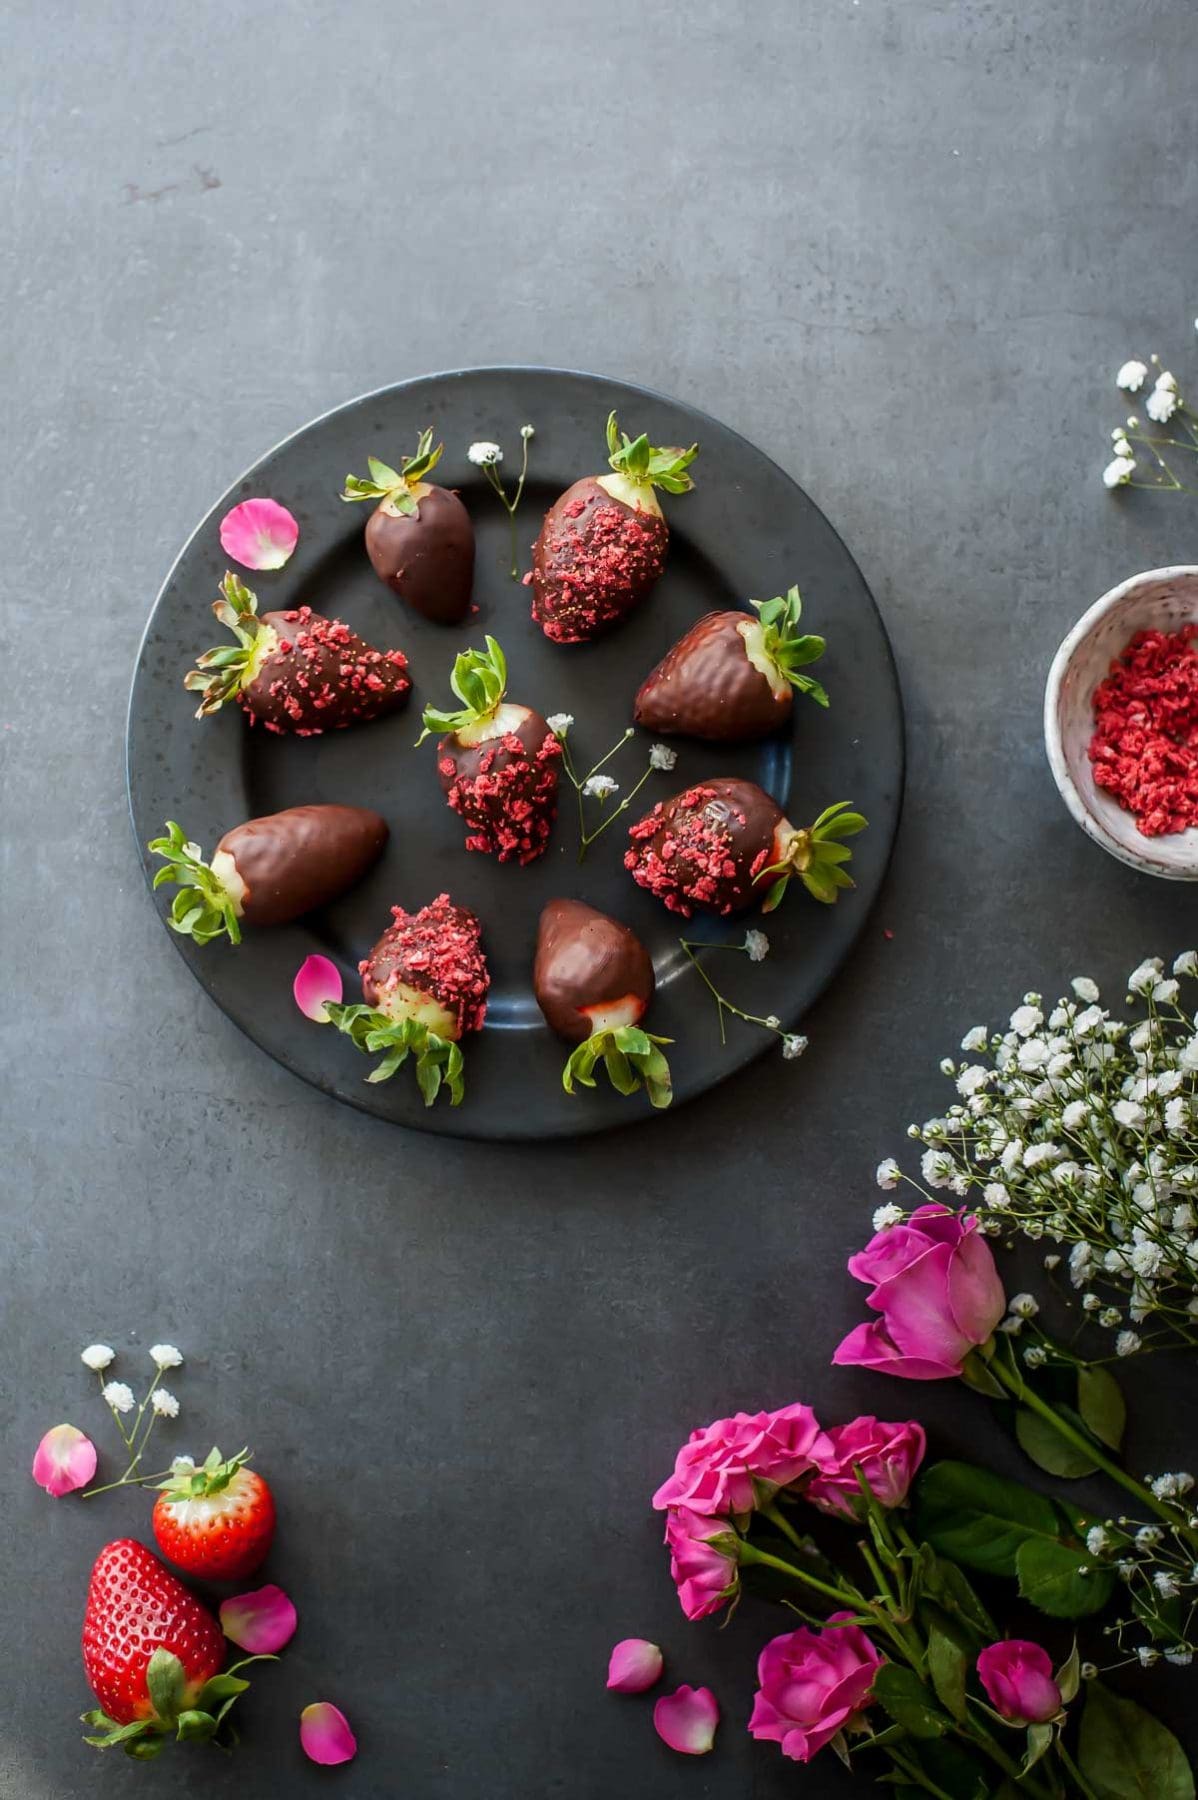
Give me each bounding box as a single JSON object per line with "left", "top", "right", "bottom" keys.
{"left": 4, "top": 2, "right": 1197, "bottom": 1795}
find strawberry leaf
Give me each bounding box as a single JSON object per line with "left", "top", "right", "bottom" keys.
{"left": 342, "top": 429, "right": 442, "bottom": 507}
{"left": 750, "top": 586, "right": 829, "bottom": 702}
{"left": 184, "top": 573, "right": 275, "bottom": 717}
{"left": 175, "top": 1710, "right": 219, "bottom": 1743}
{"left": 146, "top": 1649, "right": 186, "bottom": 1725}
{"left": 416, "top": 636, "right": 508, "bottom": 743}
{"left": 605, "top": 410, "right": 698, "bottom": 494}
{"left": 325, "top": 1005, "right": 465, "bottom": 1105}
{"left": 563, "top": 1026, "right": 674, "bottom": 1108}
{"left": 148, "top": 821, "right": 243, "bottom": 947}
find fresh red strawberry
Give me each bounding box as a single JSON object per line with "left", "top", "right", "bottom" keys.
{"left": 323, "top": 893, "right": 490, "bottom": 1104}
{"left": 634, "top": 586, "right": 828, "bottom": 741}
{"left": 149, "top": 804, "right": 388, "bottom": 945}
{"left": 625, "top": 778, "right": 866, "bottom": 917}
{"left": 152, "top": 1447, "right": 276, "bottom": 1581}
{"left": 80, "top": 1538, "right": 262, "bottom": 1757}
{"left": 534, "top": 898, "right": 672, "bottom": 1108}
{"left": 529, "top": 412, "right": 698, "bottom": 643}
{"left": 417, "top": 636, "right": 561, "bottom": 863}
{"left": 342, "top": 429, "right": 474, "bottom": 624}
{"left": 185, "top": 572, "right": 410, "bottom": 733}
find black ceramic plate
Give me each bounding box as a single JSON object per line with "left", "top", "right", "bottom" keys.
{"left": 127, "top": 368, "right": 903, "bottom": 1140}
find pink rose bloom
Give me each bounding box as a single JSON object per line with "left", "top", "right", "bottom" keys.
{"left": 653, "top": 1402, "right": 830, "bottom": 1518}
{"left": 833, "top": 1205, "right": 1005, "bottom": 1380}
{"left": 807, "top": 1416, "right": 927, "bottom": 1518}
{"left": 749, "top": 1615, "right": 882, "bottom": 1762}
{"left": 664, "top": 1507, "right": 738, "bottom": 1621}
{"left": 977, "top": 1641, "right": 1062, "bottom": 1724}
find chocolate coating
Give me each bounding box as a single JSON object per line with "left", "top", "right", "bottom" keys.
{"left": 533, "top": 898, "right": 655, "bottom": 1043}
{"left": 219, "top": 804, "right": 388, "bottom": 926}
{"left": 437, "top": 708, "right": 561, "bottom": 864}
{"left": 365, "top": 485, "right": 475, "bottom": 624}
{"left": 242, "top": 607, "right": 410, "bottom": 734}
{"left": 625, "top": 776, "right": 790, "bottom": 917}
{"left": 635, "top": 611, "right": 792, "bottom": 741}
{"left": 361, "top": 895, "right": 489, "bottom": 1038}
{"left": 531, "top": 477, "right": 668, "bottom": 643}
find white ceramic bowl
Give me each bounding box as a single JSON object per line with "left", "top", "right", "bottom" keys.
{"left": 1044, "top": 565, "right": 1198, "bottom": 879}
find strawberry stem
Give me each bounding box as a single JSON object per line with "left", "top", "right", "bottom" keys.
{"left": 341, "top": 427, "right": 445, "bottom": 513}
{"left": 605, "top": 410, "right": 699, "bottom": 494}
{"left": 324, "top": 1003, "right": 465, "bottom": 1105}
{"left": 416, "top": 636, "right": 508, "bottom": 744}
{"left": 562, "top": 1025, "right": 674, "bottom": 1108}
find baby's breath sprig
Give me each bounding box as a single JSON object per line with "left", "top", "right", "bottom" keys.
{"left": 78, "top": 1341, "right": 187, "bottom": 1499}
{"left": 1103, "top": 344, "right": 1198, "bottom": 495}
{"left": 679, "top": 933, "right": 807, "bottom": 1063}
{"left": 550, "top": 719, "right": 677, "bottom": 863}
{"left": 467, "top": 426, "right": 534, "bottom": 578}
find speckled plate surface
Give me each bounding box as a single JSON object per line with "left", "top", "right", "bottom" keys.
{"left": 127, "top": 367, "right": 904, "bottom": 1139}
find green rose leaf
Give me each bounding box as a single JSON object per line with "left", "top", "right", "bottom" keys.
{"left": 926, "top": 1620, "right": 969, "bottom": 1723}
{"left": 1015, "top": 1405, "right": 1099, "bottom": 1478}
{"left": 1077, "top": 1365, "right": 1126, "bottom": 1451}
{"left": 1079, "top": 1681, "right": 1195, "bottom": 1800}
{"left": 872, "top": 1664, "right": 951, "bottom": 1740}
{"left": 1015, "top": 1536, "right": 1115, "bottom": 1618}
{"left": 914, "top": 1461, "right": 1058, "bottom": 1577}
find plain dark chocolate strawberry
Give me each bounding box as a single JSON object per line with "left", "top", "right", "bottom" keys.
{"left": 534, "top": 899, "right": 672, "bottom": 1108}
{"left": 416, "top": 636, "right": 561, "bottom": 864}
{"left": 625, "top": 777, "right": 866, "bottom": 917}
{"left": 634, "top": 586, "right": 828, "bottom": 741}
{"left": 529, "top": 412, "right": 698, "bottom": 644}
{"left": 342, "top": 430, "right": 474, "bottom": 624}
{"left": 149, "top": 805, "right": 388, "bottom": 944}
{"left": 184, "top": 573, "right": 410, "bottom": 733}
{"left": 323, "top": 894, "right": 489, "bottom": 1105}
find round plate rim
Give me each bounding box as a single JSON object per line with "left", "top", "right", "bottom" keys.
{"left": 126, "top": 364, "right": 906, "bottom": 1141}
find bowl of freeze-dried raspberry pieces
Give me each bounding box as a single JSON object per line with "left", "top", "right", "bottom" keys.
{"left": 1045, "top": 566, "right": 1198, "bottom": 877}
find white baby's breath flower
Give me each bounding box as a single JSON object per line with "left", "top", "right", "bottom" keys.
{"left": 151, "top": 1388, "right": 179, "bottom": 1418}
{"left": 520, "top": 423, "right": 535, "bottom": 440}
{"left": 582, "top": 774, "right": 619, "bottom": 799}
{"left": 1138, "top": 1646, "right": 1160, "bottom": 1668}
{"left": 1113, "top": 1098, "right": 1147, "bottom": 1130}
{"left": 781, "top": 1033, "right": 807, "bottom": 1061}
{"left": 1146, "top": 373, "right": 1179, "bottom": 424}
{"left": 150, "top": 1344, "right": 183, "bottom": 1370}
{"left": 649, "top": 743, "right": 677, "bottom": 771}
{"left": 1116, "top": 360, "right": 1149, "bottom": 392}
{"left": 921, "top": 1148, "right": 954, "bottom": 1189}
{"left": 1085, "top": 1526, "right": 1109, "bottom": 1556}
{"left": 1023, "top": 1142, "right": 1060, "bottom": 1169}
{"left": 765, "top": 1015, "right": 781, "bottom": 1030}
{"left": 1009, "top": 1292, "right": 1040, "bottom": 1318}
{"left": 1174, "top": 951, "right": 1198, "bottom": 978}
{"left": 467, "top": 440, "right": 503, "bottom": 466}
{"left": 875, "top": 1157, "right": 901, "bottom": 1190}
{"left": 170, "top": 1454, "right": 196, "bottom": 1475}
{"left": 983, "top": 1182, "right": 1011, "bottom": 1209}
{"left": 546, "top": 713, "right": 573, "bottom": 735}
{"left": 1062, "top": 1101, "right": 1089, "bottom": 1132}
{"left": 102, "top": 1381, "right": 135, "bottom": 1414}
{"left": 1116, "top": 1330, "right": 1142, "bottom": 1357}
{"left": 1099, "top": 1306, "right": 1122, "bottom": 1328}
{"left": 1071, "top": 977, "right": 1100, "bottom": 1002}
{"left": 873, "top": 1202, "right": 904, "bottom": 1230}
{"left": 744, "top": 929, "right": 769, "bottom": 963}
{"left": 1022, "top": 1344, "right": 1047, "bottom": 1368}
{"left": 1010, "top": 1004, "right": 1043, "bottom": 1038}
{"left": 1129, "top": 958, "right": 1164, "bottom": 995}
{"left": 1153, "top": 978, "right": 1180, "bottom": 1005}
{"left": 957, "top": 1065, "right": 989, "bottom": 1096}
{"left": 961, "top": 1026, "right": 988, "bottom": 1052}
{"left": 81, "top": 1344, "right": 115, "bottom": 1371}
{"left": 1103, "top": 454, "right": 1136, "bottom": 489}
{"left": 1166, "top": 1648, "right": 1194, "bottom": 1667}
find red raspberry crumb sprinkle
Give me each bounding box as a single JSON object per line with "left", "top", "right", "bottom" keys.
{"left": 440, "top": 728, "right": 561, "bottom": 865}
{"left": 532, "top": 483, "right": 667, "bottom": 643}
{"left": 1089, "top": 625, "right": 1198, "bottom": 836}
{"left": 363, "top": 894, "right": 489, "bottom": 1037}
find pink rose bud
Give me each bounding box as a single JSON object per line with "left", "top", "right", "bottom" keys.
{"left": 300, "top": 1701, "right": 357, "bottom": 1765}
{"left": 220, "top": 1584, "right": 298, "bottom": 1654}
{"left": 664, "top": 1507, "right": 739, "bottom": 1621}
{"left": 652, "top": 1401, "right": 829, "bottom": 1518}
{"left": 749, "top": 1615, "right": 882, "bottom": 1762}
{"left": 219, "top": 497, "right": 300, "bottom": 571}
{"left": 606, "top": 1638, "right": 663, "bottom": 1693}
{"left": 31, "top": 1423, "right": 97, "bottom": 1497}
{"left": 832, "top": 1205, "right": 1006, "bottom": 1380}
{"left": 293, "top": 953, "right": 344, "bottom": 1022}
{"left": 977, "top": 1640, "right": 1062, "bottom": 1724}
{"left": 807, "top": 1417, "right": 927, "bottom": 1518}
{"left": 653, "top": 1684, "right": 719, "bottom": 1755}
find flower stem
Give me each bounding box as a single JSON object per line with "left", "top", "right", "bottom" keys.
{"left": 735, "top": 1539, "right": 859, "bottom": 1610}
{"left": 1057, "top": 1739, "right": 1102, "bottom": 1800}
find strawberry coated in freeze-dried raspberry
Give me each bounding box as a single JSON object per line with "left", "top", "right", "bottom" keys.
{"left": 362, "top": 894, "right": 490, "bottom": 1037}
{"left": 625, "top": 777, "right": 790, "bottom": 918}
{"left": 530, "top": 479, "right": 668, "bottom": 643}
{"left": 438, "top": 720, "right": 562, "bottom": 865}
{"left": 244, "top": 606, "right": 410, "bottom": 735}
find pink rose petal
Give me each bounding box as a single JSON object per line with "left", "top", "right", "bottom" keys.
{"left": 294, "top": 954, "right": 343, "bottom": 1022}
{"left": 300, "top": 1702, "right": 357, "bottom": 1766}
{"left": 654, "top": 1684, "right": 719, "bottom": 1755}
{"left": 607, "top": 1638, "right": 663, "bottom": 1693}
{"left": 31, "top": 1423, "right": 97, "bottom": 1497}
{"left": 219, "top": 497, "right": 299, "bottom": 571}
{"left": 220, "top": 1584, "right": 298, "bottom": 1654}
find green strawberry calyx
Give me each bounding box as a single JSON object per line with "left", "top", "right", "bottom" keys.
{"left": 747, "top": 586, "right": 829, "bottom": 706}
{"left": 325, "top": 1003, "right": 465, "bottom": 1106}
{"left": 81, "top": 1649, "right": 276, "bottom": 1757}
{"left": 563, "top": 1025, "right": 674, "bottom": 1109}
{"left": 415, "top": 636, "right": 508, "bottom": 745}
{"left": 605, "top": 411, "right": 698, "bottom": 496}
{"left": 183, "top": 572, "right": 276, "bottom": 718}
{"left": 147, "top": 823, "right": 243, "bottom": 947}
{"left": 154, "top": 1445, "right": 252, "bottom": 1503}
{"left": 341, "top": 427, "right": 444, "bottom": 517}
{"left": 758, "top": 802, "right": 868, "bottom": 914}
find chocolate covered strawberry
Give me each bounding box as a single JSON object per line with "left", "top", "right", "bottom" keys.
{"left": 185, "top": 572, "right": 410, "bottom": 732}
{"left": 626, "top": 778, "right": 865, "bottom": 917}
{"left": 417, "top": 636, "right": 561, "bottom": 864}
{"left": 342, "top": 429, "right": 474, "bottom": 623}
{"left": 322, "top": 893, "right": 489, "bottom": 1104}
{"left": 81, "top": 1538, "right": 262, "bottom": 1756}
{"left": 152, "top": 1447, "right": 276, "bottom": 1581}
{"left": 634, "top": 585, "right": 828, "bottom": 741}
{"left": 149, "top": 804, "right": 388, "bottom": 945}
{"left": 529, "top": 412, "right": 698, "bottom": 643}
{"left": 534, "top": 899, "right": 672, "bottom": 1108}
